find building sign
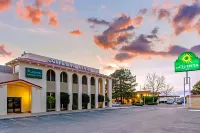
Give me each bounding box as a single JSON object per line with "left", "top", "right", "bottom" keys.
{"left": 48, "top": 58, "right": 99, "bottom": 73}
{"left": 25, "top": 68, "right": 42, "bottom": 79}
{"left": 174, "top": 52, "right": 200, "bottom": 72}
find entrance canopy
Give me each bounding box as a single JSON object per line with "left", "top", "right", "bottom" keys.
{"left": 0, "top": 79, "right": 42, "bottom": 89}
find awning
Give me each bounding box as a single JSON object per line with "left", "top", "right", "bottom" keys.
{"left": 0, "top": 79, "right": 42, "bottom": 89}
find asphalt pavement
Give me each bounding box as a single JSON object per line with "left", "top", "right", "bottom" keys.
{"left": 0, "top": 104, "right": 200, "bottom": 133}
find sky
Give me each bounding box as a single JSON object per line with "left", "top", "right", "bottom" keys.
{"left": 0, "top": 0, "right": 200, "bottom": 96}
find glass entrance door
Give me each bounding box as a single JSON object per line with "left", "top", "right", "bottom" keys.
{"left": 7, "top": 97, "right": 21, "bottom": 113}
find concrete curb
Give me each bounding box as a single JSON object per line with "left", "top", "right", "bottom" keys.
{"left": 0, "top": 107, "right": 118, "bottom": 120}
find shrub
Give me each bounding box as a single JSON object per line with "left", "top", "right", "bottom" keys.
{"left": 135, "top": 102, "right": 143, "bottom": 106}
{"left": 72, "top": 105, "right": 78, "bottom": 110}
{"left": 82, "top": 93, "right": 90, "bottom": 109}
{"left": 147, "top": 102, "right": 158, "bottom": 105}
{"left": 105, "top": 96, "right": 110, "bottom": 102}
{"left": 60, "top": 92, "right": 70, "bottom": 109}
{"left": 144, "top": 96, "right": 158, "bottom": 103}
{"left": 98, "top": 94, "right": 104, "bottom": 102}
{"left": 47, "top": 96, "right": 56, "bottom": 110}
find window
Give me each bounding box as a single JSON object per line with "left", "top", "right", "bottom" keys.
{"left": 82, "top": 75, "right": 87, "bottom": 85}
{"left": 46, "top": 69, "right": 55, "bottom": 81}
{"left": 91, "top": 77, "right": 95, "bottom": 85}
{"left": 60, "top": 72, "right": 67, "bottom": 83}
{"left": 73, "top": 74, "right": 78, "bottom": 84}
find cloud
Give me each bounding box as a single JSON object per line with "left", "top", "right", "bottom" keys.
{"left": 114, "top": 52, "right": 136, "bottom": 62}
{"left": 70, "top": 30, "right": 82, "bottom": 35}
{"left": 16, "top": 0, "right": 59, "bottom": 27}
{"left": 62, "top": 4, "right": 74, "bottom": 11}
{"left": 35, "top": 0, "right": 55, "bottom": 8}
{"left": 48, "top": 11, "right": 59, "bottom": 27}
{"left": 153, "top": 7, "right": 170, "bottom": 20}
{"left": 138, "top": 8, "right": 147, "bottom": 15}
{"left": 0, "top": 0, "right": 11, "bottom": 12}
{"left": 93, "top": 14, "right": 135, "bottom": 50}
{"left": 172, "top": 3, "right": 200, "bottom": 36}
{"left": 151, "top": 27, "right": 159, "bottom": 34}
{"left": 87, "top": 18, "right": 110, "bottom": 26}
{"left": 65, "top": 0, "right": 74, "bottom": 4}
{"left": 0, "top": 44, "right": 12, "bottom": 57}
{"left": 132, "top": 16, "right": 144, "bottom": 27}
{"left": 118, "top": 31, "right": 200, "bottom": 61}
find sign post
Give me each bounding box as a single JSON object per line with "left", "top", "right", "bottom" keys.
{"left": 174, "top": 52, "right": 200, "bottom": 108}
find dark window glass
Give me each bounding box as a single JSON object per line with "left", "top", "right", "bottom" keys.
{"left": 73, "top": 74, "right": 78, "bottom": 84}
{"left": 91, "top": 77, "right": 95, "bottom": 85}
{"left": 47, "top": 70, "right": 51, "bottom": 81}
{"left": 51, "top": 70, "right": 55, "bottom": 81}
{"left": 60, "top": 73, "right": 63, "bottom": 82}
{"left": 82, "top": 76, "right": 87, "bottom": 85}
{"left": 63, "top": 72, "right": 67, "bottom": 83}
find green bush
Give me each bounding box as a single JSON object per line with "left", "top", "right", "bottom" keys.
{"left": 147, "top": 102, "right": 158, "bottom": 105}
{"left": 144, "top": 96, "right": 158, "bottom": 103}
{"left": 135, "top": 102, "right": 143, "bottom": 106}
{"left": 98, "top": 94, "right": 104, "bottom": 102}
{"left": 72, "top": 105, "right": 78, "bottom": 110}
{"left": 60, "top": 92, "right": 70, "bottom": 109}
{"left": 105, "top": 96, "right": 110, "bottom": 102}
{"left": 82, "top": 93, "right": 90, "bottom": 109}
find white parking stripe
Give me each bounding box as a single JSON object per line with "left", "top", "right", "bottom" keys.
{"left": 188, "top": 110, "right": 200, "bottom": 112}
{"left": 10, "top": 119, "right": 26, "bottom": 126}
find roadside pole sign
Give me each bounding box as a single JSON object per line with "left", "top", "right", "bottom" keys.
{"left": 174, "top": 52, "right": 200, "bottom": 108}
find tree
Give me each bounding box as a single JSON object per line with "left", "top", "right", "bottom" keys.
{"left": 191, "top": 80, "right": 200, "bottom": 94}
{"left": 60, "top": 92, "right": 70, "bottom": 109}
{"left": 82, "top": 93, "right": 90, "bottom": 109}
{"left": 145, "top": 73, "right": 166, "bottom": 102}
{"left": 161, "top": 84, "right": 174, "bottom": 96}
{"left": 47, "top": 96, "right": 55, "bottom": 109}
{"left": 111, "top": 69, "right": 137, "bottom": 104}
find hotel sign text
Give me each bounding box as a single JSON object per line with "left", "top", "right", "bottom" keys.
{"left": 48, "top": 58, "right": 99, "bottom": 73}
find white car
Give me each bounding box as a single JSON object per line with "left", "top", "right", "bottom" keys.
{"left": 112, "top": 102, "right": 120, "bottom": 107}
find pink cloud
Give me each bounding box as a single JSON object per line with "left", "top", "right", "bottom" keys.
{"left": 61, "top": 5, "right": 75, "bottom": 11}
{"left": 0, "top": 44, "right": 12, "bottom": 57}
{"left": 0, "top": 0, "right": 11, "bottom": 12}
{"left": 70, "top": 30, "right": 82, "bottom": 35}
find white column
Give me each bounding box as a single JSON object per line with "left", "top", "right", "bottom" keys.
{"left": 55, "top": 71, "right": 61, "bottom": 111}
{"left": 95, "top": 77, "right": 99, "bottom": 108}
{"left": 108, "top": 79, "right": 112, "bottom": 107}
{"left": 42, "top": 69, "right": 47, "bottom": 112}
{"left": 0, "top": 85, "right": 7, "bottom": 116}
{"left": 102, "top": 78, "right": 106, "bottom": 108}
{"left": 67, "top": 72, "right": 73, "bottom": 110}
{"left": 78, "top": 74, "right": 82, "bottom": 110}
{"left": 87, "top": 76, "right": 91, "bottom": 109}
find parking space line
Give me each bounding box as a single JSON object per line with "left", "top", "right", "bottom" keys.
{"left": 10, "top": 119, "right": 26, "bottom": 126}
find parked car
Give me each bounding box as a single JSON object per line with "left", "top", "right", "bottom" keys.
{"left": 167, "top": 98, "right": 174, "bottom": 104}
{"left": 112, "top": 102, "right": 120, "bottom": 107}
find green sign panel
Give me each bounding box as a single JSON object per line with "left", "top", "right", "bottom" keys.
{"left": 175, "top": 52, "right": 200, "bottom": 72}
{"left": 25, "top": 67, "right": 42, "bottom": 79}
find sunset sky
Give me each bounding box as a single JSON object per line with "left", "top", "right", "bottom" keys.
{"left": 0, "top": 0, "right": 200, "bottom": 96}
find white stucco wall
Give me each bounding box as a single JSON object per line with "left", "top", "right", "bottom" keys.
{"left": 82, "top": 85, "right": 87, "bottom": 93}
{"left": 31, "top": 86, "right": 43, "bottom": 113}
{"left": 60, "top": 83, "right": 68, "bottom": 93}
{"left": 91, "top": 85, "right": 95, "bottom": 94}
{"left": 0, "top": 72, "right": 18, "bottom": 82}
{"left": 47, "top": 81, "right": 56, "bottom": 92}
{"left": 18, "top": 63, "right": 47, "bottom": 112}
{"left": 0, "top": 85, "right": 7, "bottom": 115}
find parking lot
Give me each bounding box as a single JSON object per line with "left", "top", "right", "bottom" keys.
{"left": 0, "top": 105, "right": 200, "bottom": 133}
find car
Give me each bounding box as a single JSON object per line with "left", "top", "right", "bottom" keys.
{"left": 112, "top": 102, "right": 120, "bottom": 107}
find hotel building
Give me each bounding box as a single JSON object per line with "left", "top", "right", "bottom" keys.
{"left": 0, "top": 53, "right": 112, "bottom": 115}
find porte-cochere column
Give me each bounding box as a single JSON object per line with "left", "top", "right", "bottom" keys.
{"left": 67, "top": 72, "right": 73, "bottom": 110}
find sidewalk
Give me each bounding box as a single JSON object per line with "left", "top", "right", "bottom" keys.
{"left": 0, "top": 107, "right": 115, "bottom": 120}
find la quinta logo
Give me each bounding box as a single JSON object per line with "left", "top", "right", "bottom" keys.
{"left": 181, "top": 53, "right": 192, "bottom": 63}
